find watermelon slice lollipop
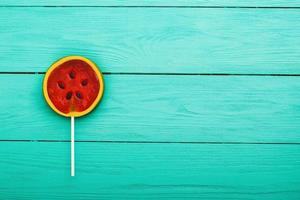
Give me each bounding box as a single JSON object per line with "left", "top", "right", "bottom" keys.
{"left": 43, "top": 56, "right": 104, "bottom": 176}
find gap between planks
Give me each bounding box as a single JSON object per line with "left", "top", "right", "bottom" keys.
{"left": 1, "top": 140, "right": 300, "bottom": 145}
{"left": 1, "top": 5, "right": 300, "bottom": 9}
{"left": 1, "top": 72, "right": 300, "bottom": 77}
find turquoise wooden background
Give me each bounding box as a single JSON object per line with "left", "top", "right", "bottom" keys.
{"left": 1, "top": 1, "right": 300, "bottom": 199}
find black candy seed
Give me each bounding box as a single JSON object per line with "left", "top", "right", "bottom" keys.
{"left": 76, "top": 91, "right": 83, "bottom": 99}
{"left": 81, "top": 79, "right": 88, "bottom": 86}
{"left": 57, "top": 81, "right": 65, "bottom": 89}
{"left": 69, "top": 71, "right": 76, "bottom": 79}
{"left": 66, "top": 91, "right": 72, "bottom": 100}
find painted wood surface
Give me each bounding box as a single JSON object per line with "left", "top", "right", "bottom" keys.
{"left": 0, "top": 142, "right": 300, "bottom": 199}
{"left": 1, "top": 1, "right": 300, "bottom": 199}
{"left": 1, "top": 74, "right": 300, "bottom": 142}
{"left": 1, "top": 8, "right": 300, "bottom": 74}
{"left": 1, "top": 0, "right": 300, "bottom": 7}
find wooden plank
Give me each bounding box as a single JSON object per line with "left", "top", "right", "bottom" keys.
{"left": 1, "top": 8, "right": 300, "bottom": 73}
{"left": 1, "top": 74, "right": 300, "bottom": 142}
{"left": 1, "top": 0, "right": 300, "bottom": 7}
{"left": 0, "top": 142, "right": 299, "bottom": 199}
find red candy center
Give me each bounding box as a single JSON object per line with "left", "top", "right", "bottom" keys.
{"left": 47, "top": 59, "right": 100, "bottom": 114}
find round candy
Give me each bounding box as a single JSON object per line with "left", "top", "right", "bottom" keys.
{"left": 43, "top": 56, "right": 104, "bottom": 117}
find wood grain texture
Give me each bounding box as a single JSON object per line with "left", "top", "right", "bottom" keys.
{"left": 0, "top": 142, "right": 300, "bottom": 200}
{"left": 1, "top": 8, "right": 300, "bottom": 73}
{"left": 1, "top": 1, "right": 300, "bottom": 199}
{"left": 1, "top": 74, "right": 299, "bottom": 142}
{"left": 1, "top": 0, "right": 300, "bottom": 7}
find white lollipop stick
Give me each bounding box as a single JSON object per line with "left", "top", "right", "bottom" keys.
{"left": 71, "top": 116, "right": 75, "bottom": 176}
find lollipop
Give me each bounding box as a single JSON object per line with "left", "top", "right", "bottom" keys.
{"left": 43, "top": 56, "right": 104, "bottom": 176}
